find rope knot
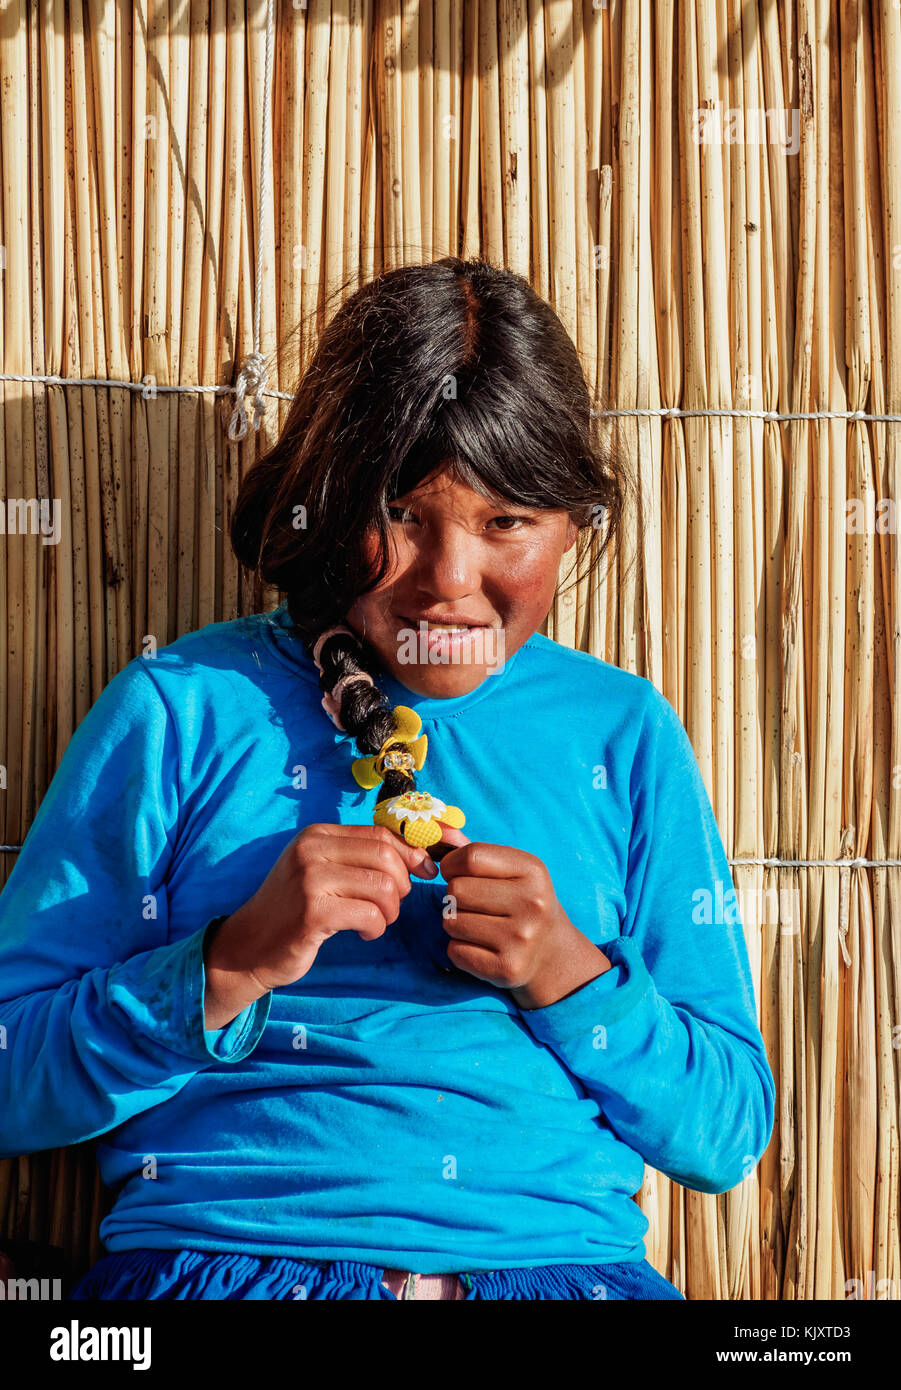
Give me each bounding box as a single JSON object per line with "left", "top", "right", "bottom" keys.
{"left": 228, "top": 351, "right": 269, "bottom": 441}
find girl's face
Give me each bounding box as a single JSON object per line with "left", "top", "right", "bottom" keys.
{"left": 345, "top": 467, "right": 579, "bottom": 697}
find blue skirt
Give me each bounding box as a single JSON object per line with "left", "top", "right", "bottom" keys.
{"left": 69, "top": 1247, "right": 685, "bottom": 1301}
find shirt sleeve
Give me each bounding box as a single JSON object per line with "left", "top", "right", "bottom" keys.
{"left": 516, "top": 682, "right": 775, "bottom": 1196}
{"left": 0, "top": 658, "right": 271, "bottom": 1160}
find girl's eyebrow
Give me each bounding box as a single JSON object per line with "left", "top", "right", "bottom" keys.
{"left": 388, "top": 493, "right": 542, "bottom": 512}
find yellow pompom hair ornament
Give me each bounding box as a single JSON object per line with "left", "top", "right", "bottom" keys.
{"left": 350, "top": 704, "right": 467, "bottom": 852}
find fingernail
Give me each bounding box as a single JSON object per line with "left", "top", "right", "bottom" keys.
{"left": 418, "top": 856, "right": 438, "bottom": 877}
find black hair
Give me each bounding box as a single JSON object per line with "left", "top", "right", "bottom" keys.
{"left": 231, "top": 255, "right": 634, "bottom": 814}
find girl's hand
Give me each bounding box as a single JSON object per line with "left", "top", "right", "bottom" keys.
{"left": 204, "top": 824, "right": 439, "bottom": 1028}
{"left": 438, "top": 836, "right": 613, "bottom": 1009}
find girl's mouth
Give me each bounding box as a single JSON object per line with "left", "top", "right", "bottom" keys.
{"left": 397, "top": 615, "right": 490, "bottom": 653}
{"left": 398, "top": 615, "right": 489, "bottom": 629}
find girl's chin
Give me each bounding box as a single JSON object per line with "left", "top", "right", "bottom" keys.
{"left": 397, "top": 672, "right": 488, "bottom": 699}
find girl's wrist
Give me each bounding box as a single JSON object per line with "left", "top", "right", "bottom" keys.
{"left": 203, "top": 914, "right": 271, "bottom": 1031}
{"left": 510, "top": 922, "right": 613, "bottom": 1011}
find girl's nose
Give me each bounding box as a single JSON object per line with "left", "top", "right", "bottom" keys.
{"left": 411, "top": 526, "right": 480, "bottom": 596}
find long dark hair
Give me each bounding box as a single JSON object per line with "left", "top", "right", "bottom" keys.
{"left": 231, "top": 256, "right": 635, "bottom": 811}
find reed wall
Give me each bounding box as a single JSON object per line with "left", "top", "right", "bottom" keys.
{"left": 0, "top": 0, "right": 898, "bottom": 1301}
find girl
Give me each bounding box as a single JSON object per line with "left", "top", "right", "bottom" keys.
{"left": 0, "top": 257, "right": 774, "bottom": 1300}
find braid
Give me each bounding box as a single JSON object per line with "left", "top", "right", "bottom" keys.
{"left": 288, "top": 603, "right": 467, "bottom": 853}
{"left": 304, "top": 625, "right": 417, "bottom": 806}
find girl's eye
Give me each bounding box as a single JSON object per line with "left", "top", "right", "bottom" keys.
{"left": 386, "top": 507, "right": 533, "bottom": 531}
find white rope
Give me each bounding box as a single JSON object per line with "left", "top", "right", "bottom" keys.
{"left": 227, "top": 350, "right": 270, "bottom": 440}
{"left": 3, "top": 374, "right": 901, "bottom": 426}
{"left": 729, "top": 857, "right": 901, "bottom": 868}
{"left": 227, "top": 0, "right": 276, "bottom": 442}
{"left": 0, "top": 370, "right": 292, "bottom": 402}
{"left": 592, "top": 406, "right": 901, "bottom": 423}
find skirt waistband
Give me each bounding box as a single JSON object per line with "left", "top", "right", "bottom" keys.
{"left": 69, "top": 1247, "right": 685, "bottom": 1301}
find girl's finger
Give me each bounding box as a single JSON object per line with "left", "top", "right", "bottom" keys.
{"left": 437, "top": 824, "right": 471, "bottom": 848}
{"left": 427, "top": 823, "right": 471, "bottom": 862}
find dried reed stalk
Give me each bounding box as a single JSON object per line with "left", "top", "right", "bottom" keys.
{"left": 0, "top": 0, "right": 898, "bottom": 1305}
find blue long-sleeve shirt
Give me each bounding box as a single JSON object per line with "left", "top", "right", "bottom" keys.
{"left": 0, "top": 601, "right": 775, "bottom": 1271}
